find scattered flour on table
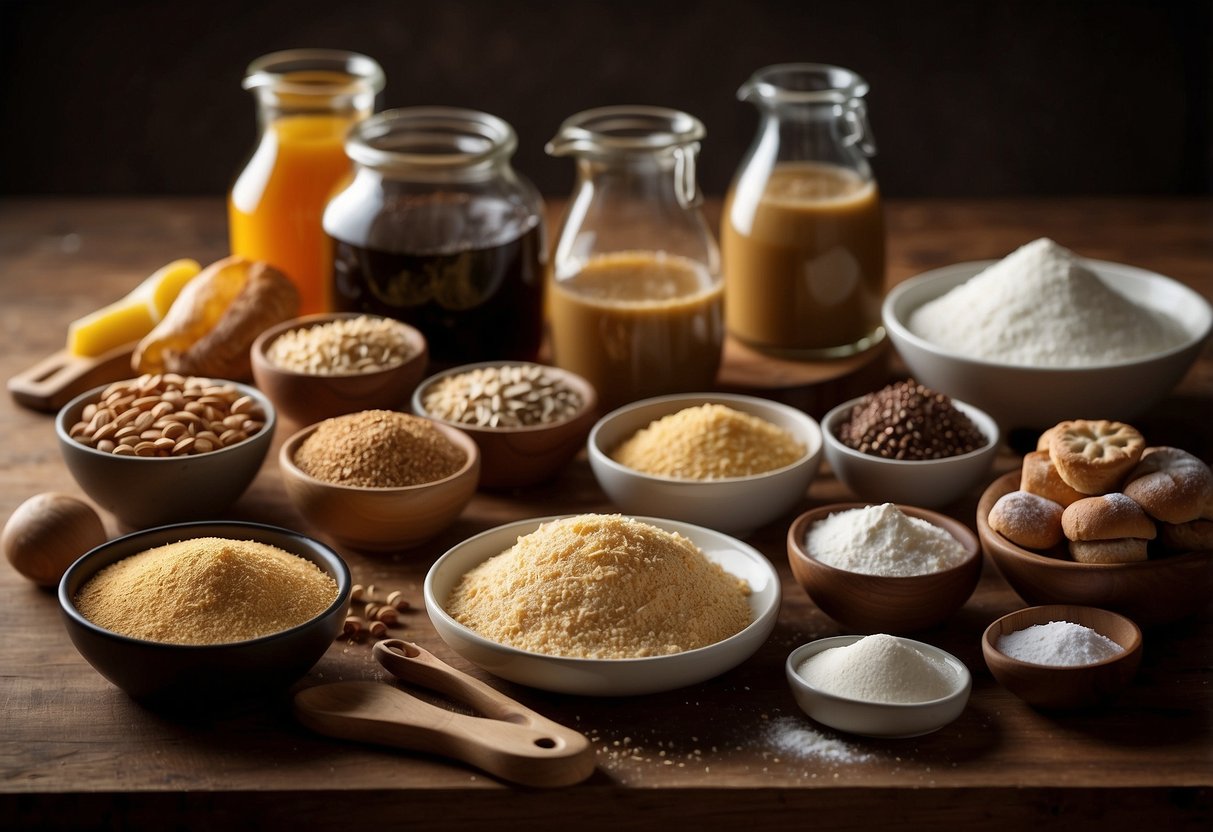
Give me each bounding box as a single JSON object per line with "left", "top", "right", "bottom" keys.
{"left": 765, "top": 716, "right": 873, "bottom": 764}
{"left": 807, "top": 503, "right": 969, "bottom": 576}
{"left": 995, "top": 620, "right": 1124, "bottom": 666}
{"left": 907, "top": 238, "right": 1186, "bottom": 366}
{"left": 797, "top": 634, "right": 959, "bottom": 704}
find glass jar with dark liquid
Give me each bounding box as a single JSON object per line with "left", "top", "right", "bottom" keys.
{"left": 324, "top": 108, "right": 545, "bottom": 367}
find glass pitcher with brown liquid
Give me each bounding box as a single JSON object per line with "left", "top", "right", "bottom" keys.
{"left": 546, "top": 107, "right": 724, "bottom": 409}
{"left": 723, "top": 64, "right": 885, "bottom": 359}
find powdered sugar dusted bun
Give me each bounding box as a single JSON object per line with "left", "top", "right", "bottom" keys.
{"left": 1122, "top": 446, "right": 1213, "bottom": 524}
{"left": 1069, "top": 538, "right": 1149, "bottom": 564}
{"left": 1048, "top": 419, "right": 1145, "bottom": 495}
{"left": 1020, "top": 451, "right": 1086, "bottom": 507}
{"left": 1062, "top": 493, "right": 1156, "bottom": 542}
{"left": 988, "top": 490, "right": 1065, "bottom": 549}
{"left": 1159, "top": 519, "right": 1213, "bottom": 552}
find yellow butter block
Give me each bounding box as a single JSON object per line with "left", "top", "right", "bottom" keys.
{"left": 66, "top": 259, "right": 201, "bottom": 357}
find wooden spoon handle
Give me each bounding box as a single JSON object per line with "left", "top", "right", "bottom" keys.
{"left": 373, "top": 640, "right": 561, "bottom": 731}
{"left": 294, "top": 682, "right": 595, "bottom": 788}
{"left": 7, "top": 344, "right": 134, "bottom": 412}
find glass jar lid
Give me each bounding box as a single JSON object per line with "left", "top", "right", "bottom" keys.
{"left": 345, "top": 107, "right": 518, "bottom": 181}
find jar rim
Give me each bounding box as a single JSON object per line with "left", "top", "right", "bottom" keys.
{"left": 546, "top": 106, "right": 705, "bottom": 157}
{"left": 345, "top": 107, "right": 519, "bottom": 176}
{"left": 740, "top": 63, "right": 869, "bottom": 105}
{"left": 242, "top": 48, "right": 386, "bottom": 96}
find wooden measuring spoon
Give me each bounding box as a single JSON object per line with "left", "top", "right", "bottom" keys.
{"left": 293, "top": 641, "right": 594, "bottom": 787}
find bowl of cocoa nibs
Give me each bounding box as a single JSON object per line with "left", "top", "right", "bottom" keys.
{"left": 821, "top": 380, "right": 1000, "bottom": 509}
{"left": 412, "top": 361, "right": 598, "bottom": 489}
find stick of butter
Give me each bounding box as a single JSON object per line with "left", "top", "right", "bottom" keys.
{"left": 66, "top": 259, "right": 202, "bottom": 357}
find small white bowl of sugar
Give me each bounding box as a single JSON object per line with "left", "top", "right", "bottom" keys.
{"left": 785, "top": 634, "right": 971, "bottom": 738}
{"left": 981, "top": 604, "right": 1143, "bottom": 709}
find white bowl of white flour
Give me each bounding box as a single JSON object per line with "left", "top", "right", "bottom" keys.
{"left": 882, "top": 239, "right": 1212, "bottom": 429}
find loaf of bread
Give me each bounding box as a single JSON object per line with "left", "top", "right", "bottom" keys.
{"left": 1068, "top": 538, "right": 1149, "bottom": 564}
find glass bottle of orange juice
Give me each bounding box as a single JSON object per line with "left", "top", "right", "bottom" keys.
{"left": 229, "top": 49, "right": 384, "bottom": 315}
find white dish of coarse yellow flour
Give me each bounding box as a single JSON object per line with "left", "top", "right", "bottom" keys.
{"left": 424, "top": 515, "right": 780, "bottom": 696}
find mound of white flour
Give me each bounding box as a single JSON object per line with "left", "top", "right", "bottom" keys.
{"left": 907, "top": 238, "right": 1185, "bottom": 366}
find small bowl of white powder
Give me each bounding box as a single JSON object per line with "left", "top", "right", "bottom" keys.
{"left": 787, "top": 503, "right": 982, "bottom": 633}
{"left": 882, "top": 238, "right": 1212, "bottom": 429}
{"left": 785, "top": 634, "right": 971, "bottom": 738}
{"left": 982, "top": 604, "right": 1142, "bottom": 709}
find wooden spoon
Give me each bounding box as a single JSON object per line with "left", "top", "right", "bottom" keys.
{"left": 294, "top": 641, "right": 594, "bottom": 787}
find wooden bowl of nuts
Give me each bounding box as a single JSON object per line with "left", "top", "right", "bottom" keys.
{"left": 55, "top": 375, "right": 275, "bottom": 529}
{"left": 251, "top": 313, "right": 428, "bottom": 428}
{"left": 411, "top": 361, "right": 598, "bottom": 489}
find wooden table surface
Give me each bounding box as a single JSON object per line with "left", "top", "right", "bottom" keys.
{"left": 1, "top": 197, "right": 1210, "bottom": 830}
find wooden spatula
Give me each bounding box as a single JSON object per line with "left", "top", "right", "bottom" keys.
{"left": 293, "top": 640, "right": 595, "bottom": 787}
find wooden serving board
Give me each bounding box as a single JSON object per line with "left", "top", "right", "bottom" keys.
{"left": 6, "top": 343, "right": 135, "bottom": 413}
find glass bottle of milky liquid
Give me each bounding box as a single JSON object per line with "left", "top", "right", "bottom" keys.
{"left": 723, "top": 64, "right": 885, "bottom": 358}
{"left": 546, "top": 107, "right": 723, "bottom": 409}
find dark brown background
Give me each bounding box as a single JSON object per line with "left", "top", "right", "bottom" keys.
{"left": 1, "top": 0, "right": 1210, "bottom": 197}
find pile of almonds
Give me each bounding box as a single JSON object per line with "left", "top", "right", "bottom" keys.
{"left": 68, "top": 373, "right": 266, "bottom": 457}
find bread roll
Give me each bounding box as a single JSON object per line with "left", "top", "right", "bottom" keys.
{"left": 1069, "top": 538, "right": 1149, "bottom": 564}
{"left": 1062, "top": 493, "right": 1156, "bottom": 542}
{"left": 1020, "top": 451, "right": 1086, "bottom": 507}
{"left": 1122, "top": 446, "right": 1213, "bottom": 524}
{"left": 988, "top": 490, "right": 1065, "bottom": 550}
{"left": 1048, "top": 419, "right": 1145, "bottom": 495}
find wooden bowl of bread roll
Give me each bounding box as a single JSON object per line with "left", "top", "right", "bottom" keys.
{"left": 977, "top": 472, "right": 1213, "bottom": 627}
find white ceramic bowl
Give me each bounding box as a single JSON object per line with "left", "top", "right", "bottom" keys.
{"left": 820, "top": 395, "right": 1000, "bottom": 508}
{"left": 785, "top": 635, "right": 972, "bottom": 738}
{"left": 587, "top": 393, "right": 823, "bottom": 536}
{"left": 424, "top": 515, "right": 781, "bottom": 696}
{"left": 882, "top": 258, "right": 1212, "bottom": 430}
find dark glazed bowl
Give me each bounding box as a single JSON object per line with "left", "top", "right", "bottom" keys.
{"left": 55, "top": 380, "right": 275, "bottom": 529}
{"left": 251, "top": 312, "right": 428, "bottom": 428}
{"left": 787, "top": 502, "right": 982, "bottom": 633}
{"left": 977, "top": 471, "right": 1213, "bottom": 627}
{"left": 58, "top": 521, "right": 350, "bottom": 709}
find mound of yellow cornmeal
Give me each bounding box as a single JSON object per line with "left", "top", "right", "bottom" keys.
{"left": 445, "top": 515, "right": 752, "bottom": 659}
{"left": 611, "top": 403, "right": 805, "bottom": 479}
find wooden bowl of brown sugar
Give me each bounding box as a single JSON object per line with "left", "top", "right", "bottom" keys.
{"left": 279, "top": 410, "right": 480, "bottom": 551}
{"left": 251, "top": 313, "right": 428, "bottom": 429}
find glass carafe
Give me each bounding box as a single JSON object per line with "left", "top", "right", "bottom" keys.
{"left": 723, "top": 63, "right": 884, "bottom": 358}
{"left": 546, "top": 106, "right": 723, "bottom": 409}
{"left": 229, "top": 49, "right": 384, "bottom": 315}
{"left": 323, "top": 107, "right": 546, "bottom": 368}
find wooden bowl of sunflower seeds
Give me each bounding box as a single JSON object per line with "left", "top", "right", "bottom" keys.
{"left": 412, "top": 361, "right": 598, "bottom": 488}
{"left": 251, "top": 313, "right": 428, "bottom": 428}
